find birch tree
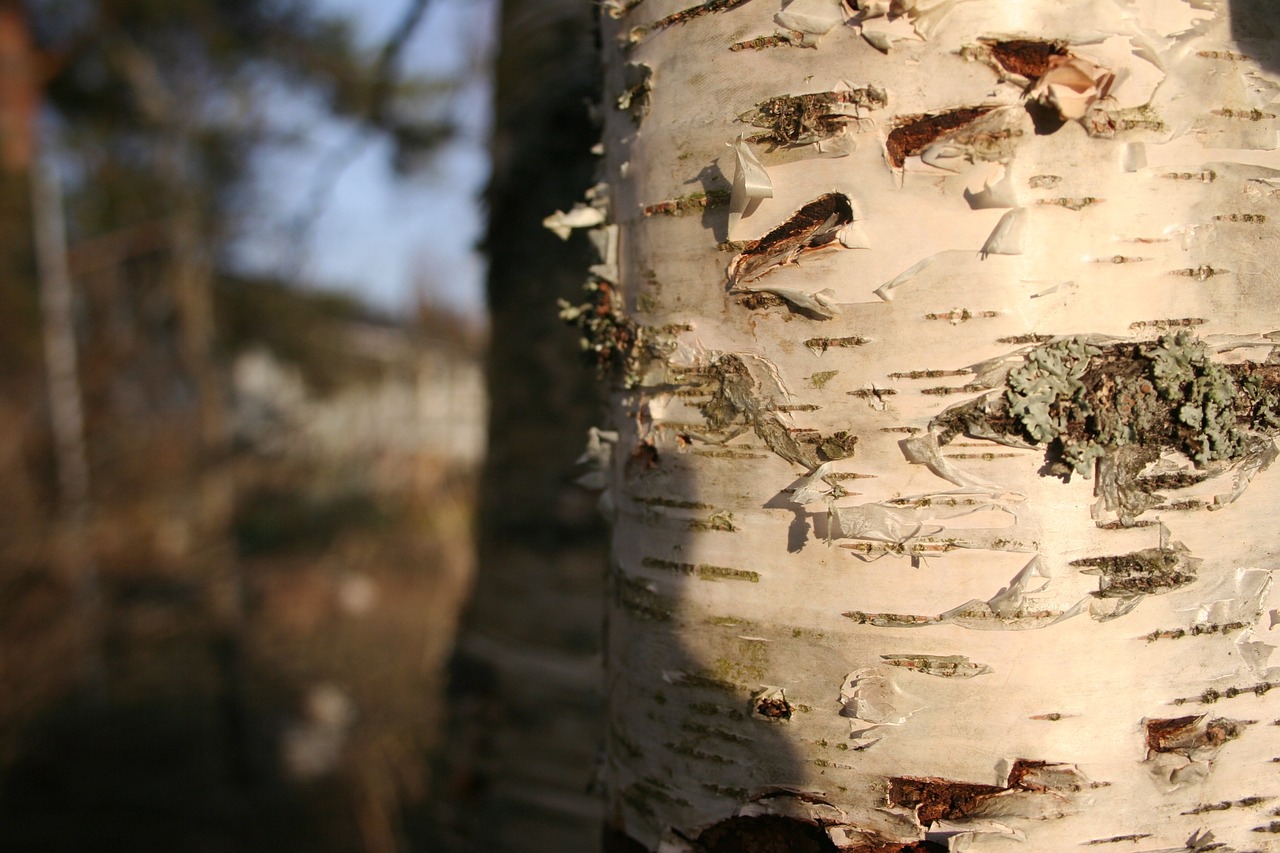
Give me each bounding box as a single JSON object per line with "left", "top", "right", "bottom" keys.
{"left": 566, "top": 0, "right": 1280, "bottom": 849}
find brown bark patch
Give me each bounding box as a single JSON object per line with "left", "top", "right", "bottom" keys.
{"left": 754, "top": 696, "right": 793, "bottom": 720}
{"left": 982, "top": 38, "right": 1068, "bottom": 79}
{"left": 1145, "top": 715, "right": 1245, "bottom": 755}
{"left": 885, "top": 108, "right": 994, "bottom": 168}
{"left": 889, "top": 760, "right": 1087, "bottom": 823}
{"left": 888, "top": 776, "right": 1005, "bottom": 823}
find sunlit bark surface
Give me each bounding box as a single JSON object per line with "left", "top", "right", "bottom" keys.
{"left": 589, "top": 1, "right": 1280, "bottom": 849}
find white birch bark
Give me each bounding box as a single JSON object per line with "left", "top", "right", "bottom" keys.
{"left": 584, "top": 1, "right": 1280, "bottom": 849}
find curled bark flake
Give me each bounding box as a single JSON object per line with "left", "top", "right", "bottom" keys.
{"left": 753, "top": 687, "right": 794, "bottom": 721}
{"left": 889, "top": 760, "right": 1089, "bottom": 825}
{"left": 728, "top": 193, "right": 855, "bottom": 285}
{"left": 1144, "top": 716, "right": 1249, "bottom": 787}
{"left": 601, "top": 0, "right": 646, "bottom": 17}
{"left": 1028, "top": 54, "right": 1115, "bottom": 122}
{"left": 885, "top": 107, "right": 994, "bottom": 169}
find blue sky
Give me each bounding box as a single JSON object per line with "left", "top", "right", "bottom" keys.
{"left": 237, "top": 0, "right": 497, "bottom": 319}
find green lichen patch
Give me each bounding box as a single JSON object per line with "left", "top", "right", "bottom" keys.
{"left": 932, "top": 333, "right": 1280, "bottom": 521}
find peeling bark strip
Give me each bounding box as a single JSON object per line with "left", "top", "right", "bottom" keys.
{"left": 740, "top": 87, "right": 888, "bottom": 147}
{"left": 887, "top": 777, "right": 1004, "bottom": 823}
{"left": 701, "top": 353, "right": 856, "bottom": 467}
{"left": 1070, "top": 546, "right": 1197, "bottom": 598}
{"left": 890, "top": 759, "right": 1090, "bottom": 823}
{"left": 884, "top": 107, "right": 994, "bottom": 168}
{"left": 1145, "top": 715, "right": 1245, "bottom": 755}
{"left": 728, "top": 193, "right": 854, "bottom": 285}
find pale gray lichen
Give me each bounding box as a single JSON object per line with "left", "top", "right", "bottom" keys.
{"left": 995, "top": 333, "right": 1271, "bottom": 475}
{"left": 932, "top": 333, "right": 1280, "bottom": 523}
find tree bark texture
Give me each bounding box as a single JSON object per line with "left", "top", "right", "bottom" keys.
{"left": 590, "top": 1, "right": 1280, "bottom": 850}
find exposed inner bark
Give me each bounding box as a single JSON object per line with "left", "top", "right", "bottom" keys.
{"left": 982, "top": 38, "right": 1068, "bottom": 79}
{"left": 884, "top": 108, "right": 994, "bottom": 168}
{"left": 727, "top": 193, "right": 854, "bottom": 285}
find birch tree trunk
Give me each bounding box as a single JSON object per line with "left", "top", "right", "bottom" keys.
{"left": 584, "top": 1, "right": 1280, "bottom": 849}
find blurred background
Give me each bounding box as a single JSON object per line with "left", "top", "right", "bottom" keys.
{"left": 0, "top": 0, "right": 606, "bottom": 850}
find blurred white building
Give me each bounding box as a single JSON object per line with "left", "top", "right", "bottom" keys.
{"left": 232, "top": 320, "right": 486, "bottom": 472}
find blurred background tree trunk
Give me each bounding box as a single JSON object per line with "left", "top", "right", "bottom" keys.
{"left": 437, "top": 1, "right": 608, "bottom": 850}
